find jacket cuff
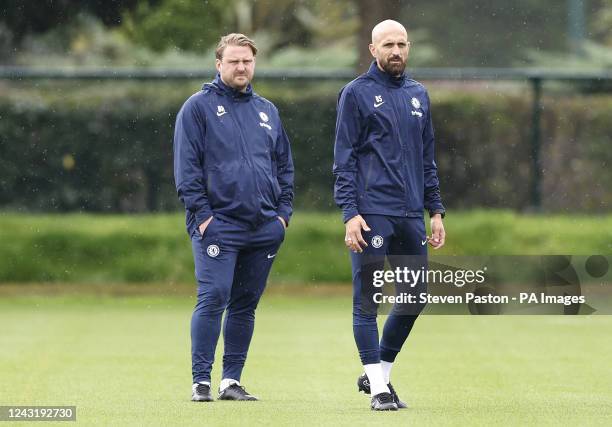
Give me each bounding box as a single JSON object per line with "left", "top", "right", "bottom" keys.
{"left": 277, "top": 206, "right": 292, "bottom": 227}
{"left": 342, "top": 208, "right": 360, "bottom": 223}
{"left": 428, "top": 209, "right": 446, "bottom": 219}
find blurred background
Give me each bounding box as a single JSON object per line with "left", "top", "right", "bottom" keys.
{"left": 0, "top": 0, "right": 611, "bottom": 287}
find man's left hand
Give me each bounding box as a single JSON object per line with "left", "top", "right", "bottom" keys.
{"left": 429, "top": 214, "right": 445, "bottom": 249}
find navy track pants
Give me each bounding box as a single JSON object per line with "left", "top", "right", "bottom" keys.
{"left": 190, "top": 216, "right": 285, "bottom": 383}
{"left": 350, "top": 214, "right": 428, "bottom": 365}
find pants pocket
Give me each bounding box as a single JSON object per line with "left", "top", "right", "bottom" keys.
{"left": 196, "top": 217, "right": 216, "bottom": 240}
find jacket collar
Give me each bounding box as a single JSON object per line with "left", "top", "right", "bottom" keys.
{"left": 203, "top": 73, "right": 253, "bottom": 101}
{"left": 366, "top": 61, "right": 407, "bottom": 88}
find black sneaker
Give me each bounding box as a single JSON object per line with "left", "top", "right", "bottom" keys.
{"left": 192, "top": 383, "right": 213, "bottom": 402}
{"left": 387, "top": 383, "right": 408, "bottom": 409}
{"left": 371, "top": 392, "right": 398, "bottom": 411}
{"left": 218, "top": 384, "right": 258, "bottom": 401}
{"left": 357, "top": 373, "right": 371, "bottom": 394}
{"left": 358, "top": 373, "right": 407, "bottom": 409}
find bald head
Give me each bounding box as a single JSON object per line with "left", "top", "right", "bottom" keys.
{"left": 371, "top": 20, "right": 407, "bottom": 45}
{"left": 369, "top": 20, "right": 410, "bottom": 77}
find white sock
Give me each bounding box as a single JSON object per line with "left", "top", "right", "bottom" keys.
{"left": 363, "top": 363, "right": 389, "bottom": 396}
{"left": 219, "top": 378, "right": 240, "bottom": 391}
{"left": 381, "top": 360, "right": 393, "bottom": 384}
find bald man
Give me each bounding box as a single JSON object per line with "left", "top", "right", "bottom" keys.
{"left": 333, "top": 20, "right": 446, "bottom": 411}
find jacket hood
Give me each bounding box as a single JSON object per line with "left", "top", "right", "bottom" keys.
{"left": 203, "top": 73, "right": 253, "bottom": 100}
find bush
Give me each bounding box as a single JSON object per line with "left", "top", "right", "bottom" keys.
{"left": 0, "top": 81, "right": 611, "bottom": 213}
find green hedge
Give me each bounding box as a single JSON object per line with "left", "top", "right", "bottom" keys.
{"left": 0, "top": 81, "right": 611, "bottom": 212}
{"left": 0, "top": 211, "right": 610, "bottom": 284}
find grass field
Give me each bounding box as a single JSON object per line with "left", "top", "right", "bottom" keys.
{"left": 1, "top": 293, "right": 611, "bottom": 426}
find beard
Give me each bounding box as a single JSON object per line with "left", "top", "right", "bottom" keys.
{"left": 380, "top": 56, "right": 406, "bottom": 77}
{"left": 232, "top": 73, "right": 250, "bottom": 86}
{"left": 226, "top": 73, "right": 252, "bottom": 92}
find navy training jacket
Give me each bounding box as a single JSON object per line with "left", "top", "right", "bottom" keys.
{"left": 333, "top": 62, "right": 445, "bottom": 223}
{"left": 174, "top": 74, "right": 294, "bottom": 236}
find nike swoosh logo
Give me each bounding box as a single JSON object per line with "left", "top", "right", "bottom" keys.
{"left": 421, "top": 239, "right": 428, "bottom": 246}
{"left": 267, "top": 253, "right": 276, "bottom": 259}
{"left": 216, "top": 111, "right": 227, "bottom": 117}
{"left": 374, "top": 101, "right": 385, "bottom": 108}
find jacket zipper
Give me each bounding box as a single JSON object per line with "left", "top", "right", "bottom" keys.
{"left": 228, "top": 98, "right": 264, "bottom": 221}
{"left": 387, "top": 88, "right": 411, "bottom": 216}
{"left": 229, "top": 101, "right": 253, "bottom": 168}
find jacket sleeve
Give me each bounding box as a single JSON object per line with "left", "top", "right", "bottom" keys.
{"left": 333, "top": 87, "right": 361, "bottom": 223}
{"left": 422, "top": 92, "right": 445, "bottom": 214}
{"left": 275, "top": 123, "right": 295, "bottom": 226}
{"left": 173, "top": 99, "right": 213, "bottom": 227}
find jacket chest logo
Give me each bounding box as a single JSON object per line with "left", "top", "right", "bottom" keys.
{"left": 410, "top": 97, "right": 423, "bottom": 117}
{"left": 216, "top": 105, "right": 228, "bottom": 117}
{"left": 374, "top": 95, "right": 385, "bottom": 108}
{"left": 259, "top": 111, "right": 272, "bottom": 130}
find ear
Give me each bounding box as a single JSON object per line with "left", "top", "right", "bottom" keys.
{"left": 215, "top": 58, "right": 222, "bottom": 72}
{"left": 368, "top": 43, "right": 376, "bottom": 58}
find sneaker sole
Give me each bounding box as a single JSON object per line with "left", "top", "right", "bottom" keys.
{"left": 372, "top": 404, "right": 398, "bottom": 411}
{"left": 218, "top": 397, "right": 258, "bottom": 401}
{"left": 192, "top": 396, "right": 213, "bottom": 402}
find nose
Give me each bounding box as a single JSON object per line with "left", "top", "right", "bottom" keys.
{"left": 391, "top": 44, "right": 401, "bottom": 56}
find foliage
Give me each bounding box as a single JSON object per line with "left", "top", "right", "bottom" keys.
{"left": 3, "top": 0, "right": 610, "bottom": 68}
{"left": 594, "top": 0, "right": 612, "bottom": 45}
{"left": 526, "top": 0, "right": 612, "bottom": 69}
{"left": 121, "top": 0, "right": 230, "bottom": 53}
{"left": 525, "top": 41, "right": 612, "bottom": 69}
{"left": 2, "top": 80, "right": 612, "bottom": 213}
{"left": 14, "top": 14, "right": 154, "bottom": 67}
{"left": 0, "top": 211, "right": 610, "bottom": 284}
{"left": 397, "top": 0, "right": 571, "bottom": 67}
{"left": 0, "top": 0, "right": 137, "bottom": 42}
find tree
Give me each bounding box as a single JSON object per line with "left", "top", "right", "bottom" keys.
{"left": 594, "top": 0, "right": 612, "bottom": 46}
{"left": 121, "top": 0, "right": 230, "bottom": 52}
{"left": 0, "top": 0, "right": 140, "bottom": 42}
{"left": 0, "top": 0, "right": 142, "bottom": 63}
{"left": 355, "top": 0, "right": 399, "bottom": 72}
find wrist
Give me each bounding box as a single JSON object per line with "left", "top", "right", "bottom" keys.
{"left": 343, "top": 209, "right": 360, "bottom": 223}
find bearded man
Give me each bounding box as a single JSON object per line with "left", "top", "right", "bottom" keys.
{"left": 333, "top": 20, "right": 446, "bottom": 411}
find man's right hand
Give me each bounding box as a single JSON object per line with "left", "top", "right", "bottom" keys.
{"left": 344, "top": 215, "right": 370, "bottom": 253}
{"left": 198, "top": 216, "right": 213, "bottom": 236}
